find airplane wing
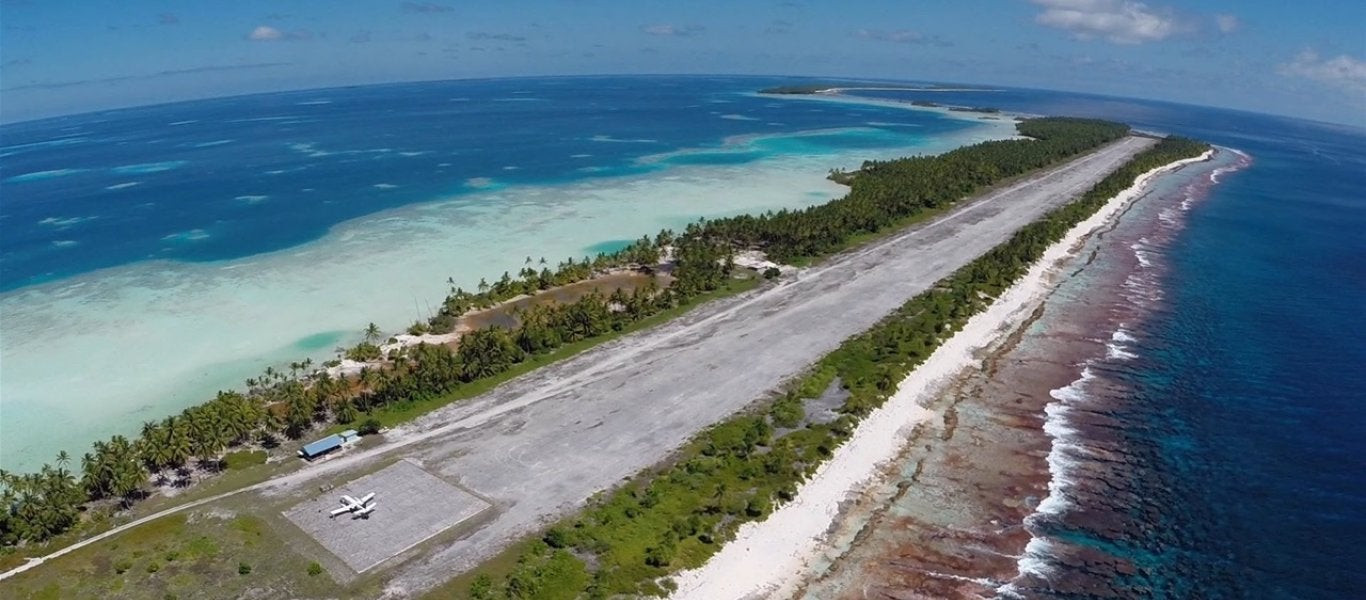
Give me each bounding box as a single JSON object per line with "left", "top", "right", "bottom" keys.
{"left": 355, "top": 503, "right": 376, "bottom": 516}
{"left": 340, "top": 494, "right": 360, "bottom": 506}
{"left": 330, "top": 505, "right": 353, "bottom": 517}
{"left": 358, "top": 492, "right": 376, "bottom": 506}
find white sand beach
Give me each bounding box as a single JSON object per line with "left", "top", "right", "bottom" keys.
{"left": 668, "top": 149, "right": 1215, "bottom": 600}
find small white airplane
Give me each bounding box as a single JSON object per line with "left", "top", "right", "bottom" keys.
{"left": 329, "top": 492, "right": 377, "bottom": 518}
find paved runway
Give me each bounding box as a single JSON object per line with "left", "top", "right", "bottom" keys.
{"left": 261, "top": 137, "right": 1157, "bottom": 595}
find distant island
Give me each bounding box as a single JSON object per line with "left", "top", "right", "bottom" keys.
{"left": 949, "top": 106, "right": 1001, "bottom": 114}
{"left": 760, "top": 85, "right": 1001, "bottom": 115}
{"left": 759, "top": 83, "right": 992, "bottom": 95}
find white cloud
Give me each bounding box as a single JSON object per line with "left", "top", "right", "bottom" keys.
{"left": 1278, "top": 50, "right": 1366, "bottom": 94}
{"left": 1214, "top": 14, "right": 1240, "bottom": 34}
{"left": 247, "top": 26, "right": 283, "bottom": 41}
{"left": 641, "top": 24, "right": 704, "bottom": 37}
{"left": 1031, "top": 0, "right": 1181, "bottom": 44}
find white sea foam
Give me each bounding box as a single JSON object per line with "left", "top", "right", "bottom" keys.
{"left": 193, "top": 139, "right": 235, "bottom": 148}
{"left": 228, "top": 116, "right": 300, "bottom": 123}
{"left": 1103, "top": 329, "right": 1136, "bottom": 360}
{"left": 51, "top": 240, "right": 79, "bottom": 248}
{"left": 296, "top": 100, "right": 333, "bottom": 106}
{"left": 1107, "top": 328, "right": 1139, "bottom": 360}
{"left": 996, "top": 537, "right": 1062, "bottom": 598}
{"left": 1121, "top": 272, "right": 1164, "bottom": 306}
{"left": 113, "top": 161, "right": 187, "bottom": 174}
{"left": 1049, "top": 365, "right": 1094, "bottom": 405}
{"left": 1210, "top": 148, "right": 1251, "bottom": 183}
{"left": 289, "top": 142, "right": 331, "bottom": 158}
{"left": 720, "top": 113, "right": 759, "bottom": 121}
{"left": 998, "top": 149, "right": 1216, "bottom": 596}
{"left": 235, "top": 195, "right": 270, "bottom": 204}
{"left": 1129, "top": 238, "right": 1152, "bottom": 265}
{"left": 161, "top": 229, "right": 210, "bottom": 242}
{"left": 671, "top": 130, "right": 1179, "bottom": 600}
{"left": 1159, "top": 205, "right": 1182, "bottom": 224}
{"left": 38, "top": 216, "right": 98, "bottom": 228}
{"left": 589, "top": 134, "right": 658, "bottom": 144}
{"left": 373, "top": 183, "right": 399, "bottom": 189}
{"left": 6, "top": 168, "right": 88, "bottom": 182}
{"left": 105, "top": 181, "right": 141, "bottom": 190}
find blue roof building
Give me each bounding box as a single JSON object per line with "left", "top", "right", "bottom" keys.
{"left": 299, "top": 430, "right": 360, "bottom": 459}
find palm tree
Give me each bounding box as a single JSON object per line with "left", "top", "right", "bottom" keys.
{"left": 364, "top": 322, "right": 382, "bottom": 344}
{"left": 335, "top": 400, "right": 359, "bottom": 424}
{"left": 107, "top": 436, "right": 145, "bottom": 504}
{"left": 54, "top": 450, "right": 71, "bottom": 477}
{"left": 163, "top": 416, "right": 191, "bottom": 470}
{"left": 79, "top": 451, "right": 96, "bottom": 493}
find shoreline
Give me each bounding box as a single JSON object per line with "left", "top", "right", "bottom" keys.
{"left": 2, "top": 125, "right": 1168, "bottom": 597}
{"left": 0, "top": 107, "right": 1013, "bottom": 475}
{"left": 668, "top": 149, "right": 1215, "bottom": 600}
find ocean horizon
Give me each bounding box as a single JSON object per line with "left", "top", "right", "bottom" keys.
{"left": 0, "top": 75, "right": 1361, "bottom": 597}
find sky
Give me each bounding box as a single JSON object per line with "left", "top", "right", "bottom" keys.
{"left": 1, "top": 1, "right": 1363, "bottom": 126}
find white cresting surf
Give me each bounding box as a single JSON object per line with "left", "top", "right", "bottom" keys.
{"left": 669, "top": 149, "right": 1216, "bottom": 600}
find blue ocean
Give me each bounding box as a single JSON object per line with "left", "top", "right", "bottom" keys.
{"left": 1, "top": 76, "right": 1361, "bottom": 597}
{"left": 0, "top": 76, "right": 978, "bottom": 291}
{"left": 844, "top": 86, "right": 1366, "bottom": 597}
{"left": 0, "top": 76, "right": 1011, "bottom": 473}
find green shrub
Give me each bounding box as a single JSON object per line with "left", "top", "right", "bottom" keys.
{"left": 469, "top": 573, "right": 494, "bottom": 599}
{"left": 145, "top": 561, "right": 160, "bottom": 574}
{"left": 307, "top": 561, "right": 323, "bottom": 576}
{"left": 358, "top": 418, "right": 382, "bottom": 436}
{"left": 345, "top": 342, "right": 382, "bottom": 361}
{"left": 113, "top": 558, "right": 133, "bottom": 574}
{"left": 238, "top": 561, "right": 251, "bottom": 575}
{"left": 769, "top": 393, "right": 804, "bottom": 428}
{"left": 543, "top": 526, "right": 570, "bottom": 549}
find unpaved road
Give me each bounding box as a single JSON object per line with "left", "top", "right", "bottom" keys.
{"left": 0, "top": 136, "right": 1154, "bottom": 594}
